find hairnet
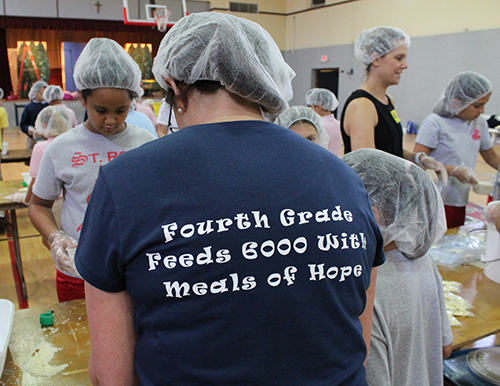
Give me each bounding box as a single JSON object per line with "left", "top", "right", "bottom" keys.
{"left": 35, "top": 106, "right": 71, "bottom": 138}
{"left": 354, "top": 26, "right": 411, "bottom": 66}
{"left": 74, "top": 38, "right": 142, "bottom": 96}
{"left": 305, "top": 88, "right": 339, "bottom": 112}
{"left": 275, "top": 106, "right": 329, "bottom": 148}
{"left": 43, "top": 85, "right": 64, "bottom": 103}
{"left": 152, "top": 12, "right": 295, "bottom": 115}
{"left": 433, "top": 71, "right": 492, "bottom": 118}
{"left": 0, "top": 88, "right": 3, "bottom": 100}
{"left": 28, "top": 80, "right": 48, "bottom": 100}
{"left": 342, "top": 148, "right": 446, "bottom": 259}
{"left": 141, "top": 99, "right": 154, "bottom": 107}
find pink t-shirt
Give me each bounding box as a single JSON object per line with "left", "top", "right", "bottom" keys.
{"left": 136, "top": 102, "right": 157, "bottom": 126}
{"left": 322, "top": 114, "right": 342, "bottom": 157}
{"left": 30, "top": 137, "right": 54, "bottom": 178}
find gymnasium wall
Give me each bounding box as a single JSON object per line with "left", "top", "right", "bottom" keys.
{"left": 284, "top": 0, "right": 500, "bottom": 49}
{"left": 2, "top": 0, "right": 500, "bottom": 125}
{"left": 283, "top": 27, "right": 500, "bottom": 127}
{"left": 197, "top": 0, "right": 500, "bottom": 126}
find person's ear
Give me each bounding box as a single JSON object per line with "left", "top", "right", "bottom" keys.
{"left": 164, "top": 77, "right": 187, "bottom": 112}
{"left": 164, "top": 77, "right": 180, "bottom": 96}
{"left": 79, "top": 92, "right": 87, "bottom": 109}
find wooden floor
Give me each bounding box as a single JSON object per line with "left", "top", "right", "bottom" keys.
{"left": 1, "top": 127, "right": 499, "bottom": 312}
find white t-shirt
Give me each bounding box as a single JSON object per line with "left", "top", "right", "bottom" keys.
{"left": 157, "top": 100, "right": 178, "bottom": 128}
{"left": 33, "top": 123, "right": 155, "bottom": 243}
{"left": 416, "top": 113, "right": 493, "bottom": 206}
{"left": 366, "top": 249, "right": 453, "bottom": 386}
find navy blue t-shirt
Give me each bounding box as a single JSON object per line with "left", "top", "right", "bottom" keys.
{"left": 20, "top": 100, "right": 48, "bottom": 136}
{"left": 76, "top": 120, "right": 385, "bottom": 386}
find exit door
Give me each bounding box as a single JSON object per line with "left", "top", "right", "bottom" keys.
{"left": 312, "top": 68, "right": 339, "bottom": 117}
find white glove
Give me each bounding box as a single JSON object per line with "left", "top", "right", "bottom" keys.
{"left": 5, "top": 192, "right": 28, "bottom": 205}
{"left": 425, "top": 169, "right": 438, "bottom": 184}
{"left": 28, "top": 126, "right": 35, "bottom": 137}
{"left": 483, "top": 201, "right": 500, "bottom": 226}
{"left": 47, "top": 231, "right": 81, "bottom": 278}
{"left": 415, "top": 153, "right": 448, "bottom": 185}
{"left": 450, "top": 166, "right": 478, "bottom": 184}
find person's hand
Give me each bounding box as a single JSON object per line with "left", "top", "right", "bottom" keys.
{"left": 47, "top": 231, "right": 80, "bottom": 278}
{"left": 425, "top": 169, "right": 438, "bottom": 184}
{"left": 484, "top": 201, "right": 500, "bottom": 231}
{"left": 418, "top": 154, "right": 448, "bottom": 185}
{"left": 5, "top": 192, "right": 28, "bottom": 205}
{"left": 450, "top": 166, "right": 478, "bottom": 184}
{"left": 28, "top": 126, "right": 35, "bottom": 137}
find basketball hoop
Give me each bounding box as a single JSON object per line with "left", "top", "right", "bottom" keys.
{"left": 154, "top": 8, "right": 171, "bottom": 33}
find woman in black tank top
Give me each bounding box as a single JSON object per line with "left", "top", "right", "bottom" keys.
{"left": 341, "top": 26, "right": 410, "bottom": 158}
{"left": 340, "top": 26, "right": 446, "bottom": 183}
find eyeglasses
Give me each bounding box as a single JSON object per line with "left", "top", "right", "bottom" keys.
{"left": 168, "top": 103, "right": 179, "bottom": 134}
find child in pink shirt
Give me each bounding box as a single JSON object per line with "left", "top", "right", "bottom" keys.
{"left": 306, "top": 88, "right": 342, "bottom": 156}
{"left": 26, "top": 106, "right": 72, "bottom": 204}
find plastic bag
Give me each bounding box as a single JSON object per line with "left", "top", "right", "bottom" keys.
{"left": 429, "top": 229, "right": 485, "bottom": 268}
{"left": 442, "top": 280, "right": 475, "bottom": 323}
{"left": 442, "top": 280, "right": 462, "bottom": 293}
{"left": 447, "top": 310, "right": 462, "bottom": 327}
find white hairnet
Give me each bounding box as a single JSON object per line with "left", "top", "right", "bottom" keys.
{"left": 43, "top": 85, "right": 64, "bottom": 103}
{"left": 28, "top": 80, "right": 48, "bottom": 100}
{"left": 152, "top": 12, "right": 295, "bottom": 114}
{"left": 74, "top": 38, "right": 142, "bottom": 96}
{"left": 354, "top": 26, "right": 411, "bottom": 66}
{"left": 483, "top": 201, "right": 500, "bottom": 226}
{"left": 342, "top": 148, "right": 446, "bottom": 259}
{"left": 35, "top": 106, "right": 71, "bottom": 138}
{"left": 305, "top": 88, "right": 339, "bottom": 112}
{"left": 141, "top": 99, "right": 154, "bottom": 107}
{"left": 0, "top": 88, "right": 3, "bottom": 100}
{"left": 433, "top": 71, "right": 492, "bottom": 118}
{"left": 275, "top": 106, "right": 329, "bottom": 148}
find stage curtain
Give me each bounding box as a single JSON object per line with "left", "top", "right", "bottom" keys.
{"left": 0, "top": 16, "right": 163, "bottom": 96}
{"left": 0, "top": 28, "right": 13, "bottom": 96}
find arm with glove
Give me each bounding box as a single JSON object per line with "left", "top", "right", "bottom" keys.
{"left": 29, "top": 194, "right": 80, "bottom": 278}
{"left": 408, "top": 143, "right": 448, "bottom": 185}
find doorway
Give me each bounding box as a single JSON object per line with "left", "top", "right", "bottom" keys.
{"left": 312, "top": 68, "right": 339, "bottom": 117}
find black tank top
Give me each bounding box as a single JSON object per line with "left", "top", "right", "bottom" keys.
{"left": 340, "top": 89, "right": 404, "bottom": 157}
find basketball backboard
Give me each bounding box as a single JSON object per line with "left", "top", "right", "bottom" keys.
{"left": 122, "top": 0, "right": 188, "bottom": 29}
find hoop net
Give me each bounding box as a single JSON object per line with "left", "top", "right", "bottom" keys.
{"left": 154, "top": 8, "right": 171, "bottom": 32}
